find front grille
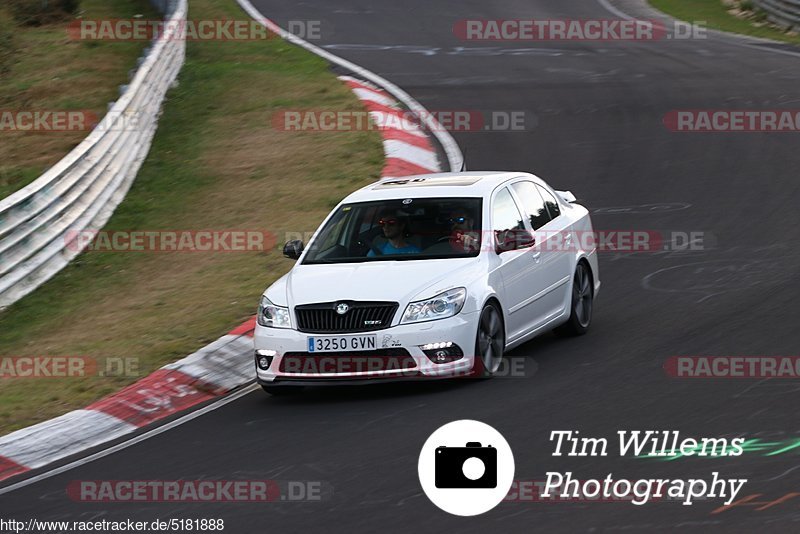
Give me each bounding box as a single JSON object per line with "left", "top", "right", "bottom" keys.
{"left": 294, "top": 301, "right": 399, "bottom": 333}
{"left": 279, "top": 348, "right": 416, "bottom": 374}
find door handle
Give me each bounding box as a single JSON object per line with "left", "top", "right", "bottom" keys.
{"left": 530, "top": 251, "right": 541, "bottom": 263}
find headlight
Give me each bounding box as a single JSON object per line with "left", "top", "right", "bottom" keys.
{"left": 257, "top": 295, "right": 291, "bottom": 329}
{"left": 401, "top": 287, "right": 466, "bottom": 324}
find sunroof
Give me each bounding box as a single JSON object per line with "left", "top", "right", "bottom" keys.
{"left": 373, "top": 177, "right": 482, "bottom": 189}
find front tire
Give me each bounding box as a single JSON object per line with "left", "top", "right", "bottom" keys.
{"left": 473, "top": 302, "right": 505, "bottom": 377}
{"left": 555, "top": 262, "right": 593, "bottom": 337}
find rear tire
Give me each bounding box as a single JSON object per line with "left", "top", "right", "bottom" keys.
{"left": 261, "top": 385, "right": 305, "bottom": 396}
{"left": 555, "top": 262, "right": 593, "bottom": 337}
{"left": 473, "top": 302, "right": 505, "bottom": 377}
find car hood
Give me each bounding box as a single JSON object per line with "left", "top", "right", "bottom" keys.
{"left": 279, "top": 258, "right": 482, "bottom": 307}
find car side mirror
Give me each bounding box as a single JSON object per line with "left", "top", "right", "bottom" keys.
{"left": 495, "top": 229, "right": 535, "bottom": 254}
{"left": 283, "top": 239, "right": 304, "bottom": 260}
{"left": 516, "top": 230, "right": 536, "bottom": 249}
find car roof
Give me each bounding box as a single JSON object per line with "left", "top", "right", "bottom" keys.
{"left": 342, "top": 172, "right": 541, "bottom": 203}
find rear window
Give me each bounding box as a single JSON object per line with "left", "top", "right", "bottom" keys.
{"left": 537, "top": 185, "right": 561, "bottom": 220}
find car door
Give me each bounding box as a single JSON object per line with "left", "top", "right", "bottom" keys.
{"left": 490, "top": 186, "right": 539, "bottom": 343}
{"left": 536, "top": 183, "right": 574, "bottom": 313}
{"left": 509, "top": 181, "right": 572, "bottom": 332}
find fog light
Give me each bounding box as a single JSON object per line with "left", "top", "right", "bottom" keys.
{"left": 420, "top": 343, "right": 463, "bottom": 364}
{"left": 421, "top": 341, "right": 454, "bottom": 351}
{"left": 255, "top": 349, "right": 277, "bottom": 370}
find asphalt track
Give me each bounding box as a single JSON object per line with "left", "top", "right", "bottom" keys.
{"left": 3, "top": 0, "right": 800, "bottom": 531}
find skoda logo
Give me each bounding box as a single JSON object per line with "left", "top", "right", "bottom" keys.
{"left": 335, "top": 303, "right": 350, "bottom": 315}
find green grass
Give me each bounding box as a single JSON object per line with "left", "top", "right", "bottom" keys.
{"left": 0, "top": 167, "right": 41, "bottom": 199}
{"left": 649, "top": 0, "right": 800, "bottom": 45}
{"left": 0, "top": 0, "right": 384, "bottom": 433}
{"left": 0, "top": 0, "right": 159, "bottom": 198}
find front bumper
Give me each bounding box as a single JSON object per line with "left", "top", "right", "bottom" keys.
{"left": 254, "top": 311, "right": 479, "bottom": 383}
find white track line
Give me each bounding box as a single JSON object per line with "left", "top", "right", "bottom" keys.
{"left": 598, "top": 0, "right": 800, "bottom": 59}
{"left": 597, "top": 0, "right": 634, "bottom": 20}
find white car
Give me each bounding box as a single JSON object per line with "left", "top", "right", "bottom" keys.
{"left": 254, "top": 172, "right": 599, "bottom": 394}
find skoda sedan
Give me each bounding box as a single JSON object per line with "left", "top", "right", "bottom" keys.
{"left": 254, "top": 172, "right": 599, "bottom": 393}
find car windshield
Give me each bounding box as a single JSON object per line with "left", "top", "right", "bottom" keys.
{"left": 302, "top": 197, "right": 483, "bottom": 264}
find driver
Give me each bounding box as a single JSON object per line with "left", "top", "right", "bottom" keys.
{"left": 367, "top": 209, "right": 421, "bottom": 257}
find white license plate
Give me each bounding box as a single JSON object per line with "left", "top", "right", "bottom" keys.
{"left": 308, "top": 335, "right": 377, "bottom": 353}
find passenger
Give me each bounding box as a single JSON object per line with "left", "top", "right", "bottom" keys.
{"left": 446, "top": 209, "right": 480, "bottom": 252}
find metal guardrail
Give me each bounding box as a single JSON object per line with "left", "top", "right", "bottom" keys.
{"left": 0, "top": 0, "right": 187, "bottom": 309}
{"left": 149, "top": 0, "right": 180, "bottom": 16}
{"left": 754, "top": 0, "right": 800, "bottom": 31}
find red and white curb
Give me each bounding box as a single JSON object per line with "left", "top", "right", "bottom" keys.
{"left": 0, "top": 320, "right": 256, "bottom": 482}
{"left": 0, "top": 76, "right": 447, "bottom": 484}
{"left": 339, "top": 75, "right": 441, "bottom": 177}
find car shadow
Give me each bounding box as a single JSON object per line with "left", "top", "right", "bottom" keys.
{"left": 260, "top": 377, "right": 475, "bottom": 406}
{"left": 259, "top": 331, "right": 586, "bottom": 405}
